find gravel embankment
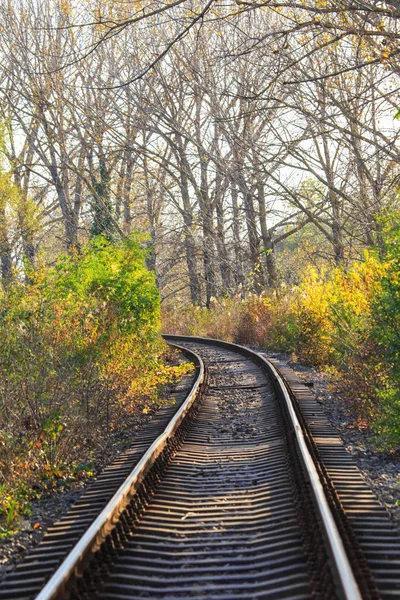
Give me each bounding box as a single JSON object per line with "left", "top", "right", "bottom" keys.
{"left": 258, "top": 349, "right": 400, "bottom": 528}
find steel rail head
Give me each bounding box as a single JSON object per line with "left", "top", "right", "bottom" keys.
{"left": 163, "top": 334, "right": 363, "bottom": 600}
{"left": 34, "top": 344, "right": 204, "bottom": 600}
{"left": 263, "top": 358, "right": 362, "bottom": 600}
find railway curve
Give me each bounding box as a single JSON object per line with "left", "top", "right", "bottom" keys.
{"left": 0, "top": 336, "right": 400, "bottom": 599}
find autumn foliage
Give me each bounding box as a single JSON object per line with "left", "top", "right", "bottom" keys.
{"left": 163, "top": 224, "right": 400, "bottom": 448}
{"left": 0, "top": 236, "right": 189, "bottom": 532}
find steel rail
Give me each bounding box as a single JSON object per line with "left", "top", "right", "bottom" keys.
{"left": 35, "top": 344, "right": 204, "bottom": 600}
{"left": 164, "top": 334, "right": 363, "bottom": 600}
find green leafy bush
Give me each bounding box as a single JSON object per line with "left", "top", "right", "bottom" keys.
{"left": 0, "top": 235, "right": 190, "bottom": 531}
{"left": 371, "top": 221, "right": 400, "bottom": 444}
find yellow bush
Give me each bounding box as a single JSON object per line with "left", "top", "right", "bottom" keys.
{"left": 162, "top": 249, "right": 400, "bottom": 445}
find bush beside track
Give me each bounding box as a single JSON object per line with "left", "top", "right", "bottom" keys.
{"left": 0, "top": 235, "right": 191, "bottom": 535}
{"left": 163, "top": 222, "right": 400, "bottom": 450}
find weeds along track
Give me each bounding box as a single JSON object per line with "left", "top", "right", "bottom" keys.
{"left": 1, "top": 336, "right": 400, "bottom": 599}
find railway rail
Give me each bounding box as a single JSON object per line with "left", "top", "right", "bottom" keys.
{"left": 1, "top": 335, "right": 400, "bottom": 599}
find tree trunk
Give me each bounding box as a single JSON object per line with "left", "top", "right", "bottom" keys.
{"left": 199, "top": 168, "right": 218, "bottom": 306}
{"left": 49, "top": 165, "right": 78, "bottom": 250}
{"left": 0, "top": 203, "right": 12, "bottom": 283}
{"left": 331, "top": 195, "right": 345, "bottom": 264}
{"left": 178, "top": 158, "right": 201, "bottom": 304}
{"left": 123, "top": 148, "right": 134, "bottom": 233}
{"left": 143, "top": 156, "right": 159, "bottom": 285}
{"left": 241, "top": 184, "right": 265, "bottom": 292}
{"left": 258, "top": 180, "right": 277, "bottom": 287}
{"left": 231, "top": 183, "right": 244, "bottom": 288}
{"left": 214, "top": 171, "right": 231, "bottom": 293}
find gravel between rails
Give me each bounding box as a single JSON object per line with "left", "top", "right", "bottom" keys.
{"left": 98, "top": 342, "right": 312, "bottom": 600}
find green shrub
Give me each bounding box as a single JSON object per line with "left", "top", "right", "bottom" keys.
{"left": 0, "top": 235, "right": 190, "bottom": 530}
{"left": 372, "top": 221, "right": 400, "bottom": 444}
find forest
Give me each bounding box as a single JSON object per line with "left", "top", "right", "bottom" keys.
{"left": 1, "top": 0, "right": 400, "bottom": 533}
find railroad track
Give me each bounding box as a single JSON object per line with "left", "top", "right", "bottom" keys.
{"left": 1, "top": 335, "right": 400, "bottom": 599}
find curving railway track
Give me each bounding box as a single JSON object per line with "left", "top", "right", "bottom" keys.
{"left": 1, "top": 335, "right": 400, "bottom": 599}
